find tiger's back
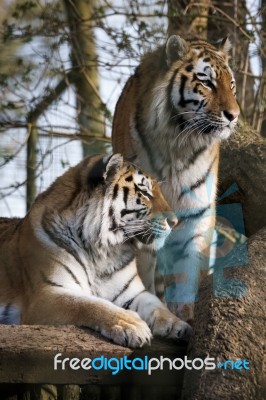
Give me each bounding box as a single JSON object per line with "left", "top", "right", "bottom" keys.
{"left": 0, "top": 217, "right": 24, "bottom": 303}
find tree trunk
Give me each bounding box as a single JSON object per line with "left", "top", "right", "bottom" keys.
{"left": 182, "top": 227, "right": 266, "bottom": 399}
{"left": 255, "top": 0, "right": 266, "bottom": 136}
{"left": 218, "top": 122, "right": 266, "bottom": 237}
{"left": 64, "top": 0, "right": 106, "bottom": 157}
{"left": 26, "top": 124, "right": 37, "bottom": 211}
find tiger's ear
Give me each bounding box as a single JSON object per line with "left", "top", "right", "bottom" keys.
{"left": 166, "top": 35, "right": 188, "bottom": 66}
{"left": 87, "top": 156, "right": 106, "bottom": 189}
{"left": 217, "top": 36, "right": 232, "bottom": 55}
{"left": 104, "top": 153, "right": 124, "bottom": 182}
{"left": 87, "top": 154, "right": 123, "bottom": 189}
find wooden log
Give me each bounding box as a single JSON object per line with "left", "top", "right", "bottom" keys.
{"left": 182, "top": 228, "right": 266, "bottom": 399}
{"left": 79, "top": 384, "right": 101, "bottom": 400}
{"left": 0, "top": 325, "right": 186, "bottom": 386}
{"left": 219, "top": 122, "right": 266, "bottom": 236}
{"left": 58, "top": 384, "right": 80, "bottom": 400}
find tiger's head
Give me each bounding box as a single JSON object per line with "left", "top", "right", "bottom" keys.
{"left": 161, "top": 35, "right": 240, "bottom": 142}
{"left": 84, "top": 153, "right": 178, "bottom": 249}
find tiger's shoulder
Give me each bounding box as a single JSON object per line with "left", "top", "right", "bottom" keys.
{"left": 0, "top": 217, "right": 22, "bottom": 242}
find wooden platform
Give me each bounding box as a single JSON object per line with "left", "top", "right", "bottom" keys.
{"left": 0, "top": 325, "right": 187, "bottom": 385}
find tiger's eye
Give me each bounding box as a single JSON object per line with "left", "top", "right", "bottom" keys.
{"left": 202, "top": 80, "right": 213, "bottom": 89}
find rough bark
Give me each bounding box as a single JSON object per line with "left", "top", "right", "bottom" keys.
{"left": 26, "top": 124, "right": 37, "bottom": 211}
{"left": 254, "top": 0, "right": 266, "bottom": 136}
{"left": 0, "top": 325, "right": 186, "bottom": 385}
{"left": 218, "top": 122, "right": 266, "bottom": 236}
{"left": 182, "top": 227, "right": 266, "bottom": 399}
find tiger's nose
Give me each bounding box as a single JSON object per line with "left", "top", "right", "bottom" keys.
{"left": 223, "top": 109, "right": 239, "bottom": 122}
{"left": 166, "top": 214, "right": 178, "bottom": 229}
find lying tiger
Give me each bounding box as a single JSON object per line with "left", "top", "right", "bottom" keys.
{"left": 0, "top": 153, "right": 191, "bottom": 347}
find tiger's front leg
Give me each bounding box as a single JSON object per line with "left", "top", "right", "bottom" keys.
{"left": 22, "top": 287, "right": 152, "bottom": 348}
{"left": 128, "top": 291, "right": 192, "bottom": 341}
{"left": 159, "top": 209, "right": 217, "bottom": 323}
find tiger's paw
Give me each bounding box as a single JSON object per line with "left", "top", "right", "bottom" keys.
{"left": 167, "top": 302, "right": 194, "bottom": 325}
{"left": 148, "top": 308, "right": 192, "bottom": 342}
{"left": 101, "top": 309, "right": 152, "bottom": 348}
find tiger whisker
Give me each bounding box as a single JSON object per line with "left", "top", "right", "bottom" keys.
{"left": 172, "top": 113, "right": 226, "bottom": 145}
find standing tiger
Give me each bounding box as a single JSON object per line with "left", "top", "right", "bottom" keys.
{"left": 0, "top": 153, "right": 191, "bottom": 347}
{"left": 112, "top": 35, "right": 240, "bottom": 321}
